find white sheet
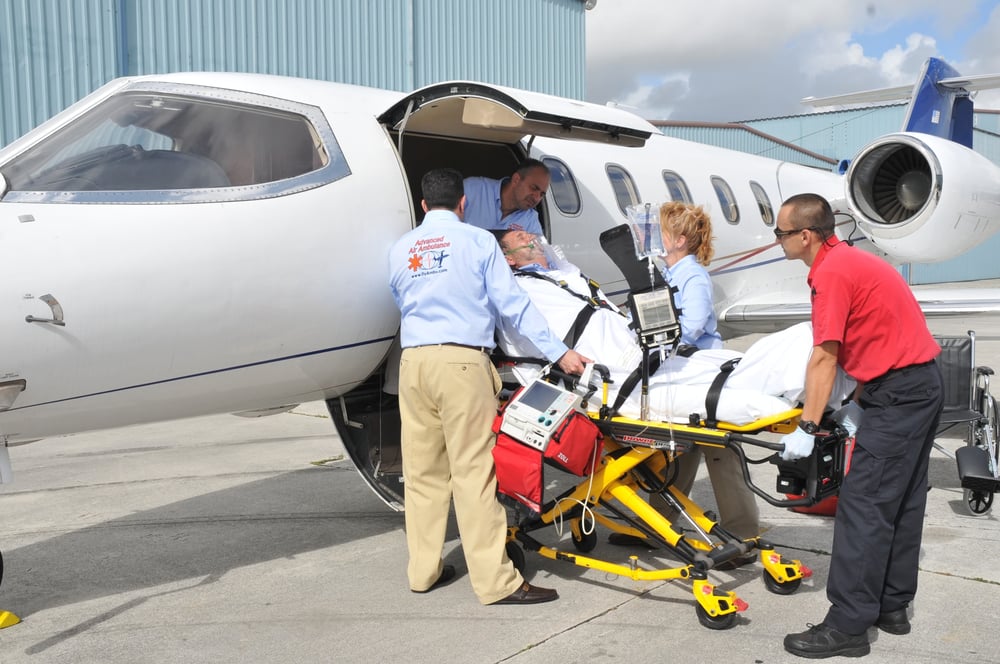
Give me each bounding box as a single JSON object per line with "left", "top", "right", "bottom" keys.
{"left": 496, "top": 268, "right": 855, "bottom": 425}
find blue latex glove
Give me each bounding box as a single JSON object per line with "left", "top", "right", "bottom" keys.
{"left": 780, "top": 427, "right": 815, "bottom": 461}
{"left": 831, "top": 401, "right": 863, "bottom": 437}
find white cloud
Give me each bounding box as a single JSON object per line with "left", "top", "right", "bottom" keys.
{"left": 585, "top": 0, "right": 998, "bottom": 121}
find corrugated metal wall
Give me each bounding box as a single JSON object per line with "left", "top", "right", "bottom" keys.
{"left": 0, "top": 0, "right": 586, "bottom": 147}
{"left": 655, "top": 123, "right": 837, "bottom": 170}
{"left": 0, "top": 0, "right": 120, "bottom": 149}
{"left": 412, "top": 0, "right": 584, "bottom": 93}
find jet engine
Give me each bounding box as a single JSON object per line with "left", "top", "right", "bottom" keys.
{"left": 846, "top": 132, "right": 1000, "bottom": 263}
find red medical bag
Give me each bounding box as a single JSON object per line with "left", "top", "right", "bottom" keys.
{"left": 491, "top": 387, "right": 603, "bottom": 513}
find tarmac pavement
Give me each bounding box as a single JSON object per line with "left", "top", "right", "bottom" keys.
{"left": 2, "top": 321, "right": 1000, "bottom": 663}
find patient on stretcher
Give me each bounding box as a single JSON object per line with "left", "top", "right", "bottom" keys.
{"left": 494, "top": 231, "right": 855, "bottom": 425}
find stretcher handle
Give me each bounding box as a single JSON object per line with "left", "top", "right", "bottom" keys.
{"left": 546, "top": 363, "right": 610, "bottom": 393}
{"left": 726, "top": 432, "right": 783, "bottom": 452}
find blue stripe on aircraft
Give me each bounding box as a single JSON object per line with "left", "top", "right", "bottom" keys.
{"left": 9, "top": 334, "right": 398, "bottom": 412}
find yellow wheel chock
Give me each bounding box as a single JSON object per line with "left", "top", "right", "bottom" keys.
{"left": 0, "top": 610, "right": 21, "bottom": 628}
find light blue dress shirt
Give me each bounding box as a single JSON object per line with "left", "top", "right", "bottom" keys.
{"left": 388, "top": 210, "right": 567, "bottom": 361}
{"left": 663, "top": 254, "right": 723, "bottom": 349}
{"left": 462, "top": 176, "right": 544, "bottom": 235}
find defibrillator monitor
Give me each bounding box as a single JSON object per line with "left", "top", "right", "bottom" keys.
{"left": 627, "top": 288, "right": 681, "bottom": 348}
{"left": 499, "top": 379, "right": 583, "bottom": 452}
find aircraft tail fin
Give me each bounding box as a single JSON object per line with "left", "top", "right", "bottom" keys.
{"left": 901, "top": 58, "right": 973, "bottom": 147}
{"left": 801, "top": 57, "right": 1000, "bottom": 147}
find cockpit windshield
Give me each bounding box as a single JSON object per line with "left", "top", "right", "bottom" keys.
{"left": 1, "top": 84, "right": 348, "bottom": 203}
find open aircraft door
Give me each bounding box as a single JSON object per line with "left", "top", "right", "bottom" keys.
{"left": 330, "top": 82, "right": 655, "bottom": 510}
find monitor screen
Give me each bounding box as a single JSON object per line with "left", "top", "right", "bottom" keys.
{"left": 517, "top": 380, "right": 562, "bottom": 412}
{"left": 634, "top": 291, "right": 677, "bottom": 331}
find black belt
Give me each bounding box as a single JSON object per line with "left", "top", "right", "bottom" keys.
{"left": 869, "top": 359, "right": 936, "bottom": 384}
{"left": 410, "top": 343, "right": 488, "bottom": 353}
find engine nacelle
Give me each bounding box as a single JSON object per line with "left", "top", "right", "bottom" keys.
{"left": 846, "top": 132, "right": 1000, "bottom": 263}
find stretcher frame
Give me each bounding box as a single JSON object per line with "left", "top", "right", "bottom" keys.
{"left": 500, "top": 371, "right": 848, "bottom": 630}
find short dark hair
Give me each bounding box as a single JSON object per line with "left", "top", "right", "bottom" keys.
{"left": 782, "top": 193, "right": 836, "bottom": 238}
{"left": 488, "top": 228, "right": 511, "bottom": 245}
{"left": 514, "top": 158, "right": 549, "bottom": 179}
{"left": 421, "top": 168, "right": 464, "bottom": 209}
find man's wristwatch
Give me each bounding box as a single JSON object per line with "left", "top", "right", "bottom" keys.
{"left": 798, "top": 420, "right": 819, "bottom": 434}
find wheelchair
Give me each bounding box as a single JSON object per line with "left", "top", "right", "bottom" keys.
{"left": 933, "top": 330, "right": 1000, "bottom": 516}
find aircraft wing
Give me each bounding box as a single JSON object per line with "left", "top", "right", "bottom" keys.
{"left": 720, "top": 285, "right": 1000, "bottom": 334}
{"left": 802, "top": 72, "right": 1000, "bottom": 107}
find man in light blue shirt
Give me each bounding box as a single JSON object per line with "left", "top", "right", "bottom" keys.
{"left": 388, "top": 168, "right": 587, "bottom": 607}
{"left": 462, "top": 159, "right": 548, "bottom": 236}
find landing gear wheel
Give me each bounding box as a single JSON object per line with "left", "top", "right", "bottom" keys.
{"left": 762, "top": 570, "right": 802, "bottom": 595}
{"left": 571, "top": 524, "right": 597, "bottom": 552}
{"left": 695, "top": 604, "right": 737, "bottom": 630}
{"left": 964, "top": 487, "right": 994, "bottom": 516}
{"left": 505, "top": 541, "right": 526, "bottom": 574}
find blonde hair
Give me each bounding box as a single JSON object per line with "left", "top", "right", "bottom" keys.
{"left": 659, "top": 201, "right": 715, "bottom": 266}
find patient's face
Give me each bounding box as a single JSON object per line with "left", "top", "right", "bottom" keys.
{"left": 503, "top": 231, "right": 548, "bottom": 267}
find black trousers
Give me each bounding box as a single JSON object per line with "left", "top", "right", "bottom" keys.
{"left": 824, "top": 361, "right": 943, "bottom": 635}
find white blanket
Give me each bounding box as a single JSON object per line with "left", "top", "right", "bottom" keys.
{"left": 496, "top": 268, "right": 854, "bottom": 425}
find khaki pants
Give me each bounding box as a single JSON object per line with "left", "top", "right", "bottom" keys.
{"left": 398, "top": 345, "right": 523, "bottom": 604}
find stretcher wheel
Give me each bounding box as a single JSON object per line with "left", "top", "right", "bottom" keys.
{"left": 964, "top": 488, "right": 994, "bottom": 516}
{"left": 695, "top": 604, "right": 737, "bottom": 630}
{"left": 762, "top": 570, "right": 801, "bottom": 595}
{"left": 506, "top": 541, "right": 526, "bottom": 574}
{"left": 571, "top": 524, "right": 597, "bottom": 553}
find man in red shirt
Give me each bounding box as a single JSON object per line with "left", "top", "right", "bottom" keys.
{"left": 775, "top": 193, "right": 942, "bottom": 659}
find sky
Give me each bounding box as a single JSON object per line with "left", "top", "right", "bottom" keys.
{"left": 585, "top": 0, "right": 1000, "bottom": 122}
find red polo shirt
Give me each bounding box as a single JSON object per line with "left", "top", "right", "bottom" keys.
{"left": 808, "top": 240, "right": 939, "bottom": 382}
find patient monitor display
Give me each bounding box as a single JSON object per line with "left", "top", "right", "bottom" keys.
{"left": 628, "top": 288, "right": 681, "bottom": 348}
{"left": 499, "top": 379, "right": 583, "bottom": 452}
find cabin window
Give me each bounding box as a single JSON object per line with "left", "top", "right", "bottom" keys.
{"left": 606, "top": 164, "right": 640, "bottom": 215}
{"left": 542, "top": 156, "right": 581, "bottom": 215}
{"left": 661, "top": 170, "right": 692, "bottom": 204}
{"left": 0, "top": 83, "right": 348, "bottom": 204}
{"left": 749, "top": 181, "right": 774, "bottom": 226}
{"left": 711, "top": 176, "right": 740, "bottom": 224}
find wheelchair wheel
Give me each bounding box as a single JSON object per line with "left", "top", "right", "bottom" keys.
{"left": 964, "top": 488, "right": 994, "bottom": 516}
{"left": 505, "top": 541, "right": 526, "bottom": 574}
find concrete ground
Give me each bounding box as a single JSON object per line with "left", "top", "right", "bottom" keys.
{"left": 1, "top": 321, "right": 999, "bottom": 663}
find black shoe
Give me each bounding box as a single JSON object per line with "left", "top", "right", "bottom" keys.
{"left": 607, "top": 532, "right": 655, "bottom": 549}
{"left": 715, "top": 552, "right": 757, "bottom": 571}
{"left": 876, "top": 608, "right": 910, "bottom": 635}
{"left": 411, "top": 565, "right": 456, "bottom": 593}
{"left": 491, "top": 581, "right": 558, "bottom": 605}
{"left": 784, "top": 623, "right": 870, "bottom": 658}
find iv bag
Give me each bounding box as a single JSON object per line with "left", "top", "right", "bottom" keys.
{"left": 625, "top": 202, "right": 665, "bottom": 259}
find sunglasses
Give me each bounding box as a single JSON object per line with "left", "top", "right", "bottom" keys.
{"left": 773, "top": 226, "right": 821, "bottom": 239}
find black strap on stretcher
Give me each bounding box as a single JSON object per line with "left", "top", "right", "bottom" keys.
{"left": 514, "top": 268, "right": 624, "bottom": 348}
{"left": 609, "top": 353, "right": 740, "bottom": 424}
{"left": 704, "top": 357, "right": 740, "bottom": 428}
{"left": 609, "top": 352, "right": 664, "bottom": 417}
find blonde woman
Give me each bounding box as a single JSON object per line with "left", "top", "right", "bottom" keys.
{"left": 656, "top": 202, "right": 758, "bottom": 550}
{"left": 659, "top": 201, "right": 723, "bottom": 350}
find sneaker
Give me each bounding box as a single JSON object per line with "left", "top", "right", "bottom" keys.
{"left": 783, "top": 623, "right": 870, "bottom": 658}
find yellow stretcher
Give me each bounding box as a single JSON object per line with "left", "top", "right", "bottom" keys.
{"left": 500, "top": 372, "right": 847, "bottom": 630}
